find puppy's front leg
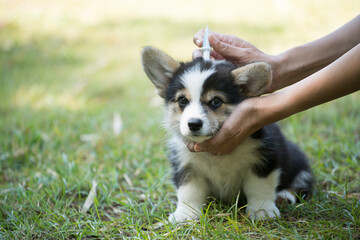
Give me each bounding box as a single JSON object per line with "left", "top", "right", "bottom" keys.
{"left": 243, "top": 170, "right": 280, "bottom": 220}
{"left": 169, "top": 177, "right": 208, "bottom": 223}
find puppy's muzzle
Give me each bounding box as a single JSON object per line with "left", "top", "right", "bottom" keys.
{"left": 188, "top": 118, "right": 203, "bottom": 132}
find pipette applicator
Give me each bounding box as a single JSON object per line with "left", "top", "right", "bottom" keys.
{"left": 201, "top": 25, "right": 211, "bottom": 61}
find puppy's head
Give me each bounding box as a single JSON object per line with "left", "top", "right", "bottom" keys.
{"left": 141, "top": 46, "right": 272, "bottom": 143}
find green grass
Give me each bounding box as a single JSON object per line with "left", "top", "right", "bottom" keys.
{"left": 1, "top": 0, "right": 359, "bottom": 239}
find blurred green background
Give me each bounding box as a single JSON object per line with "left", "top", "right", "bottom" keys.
{"left": 1, "top": 0, "right": 359, "bottom": 238}
{"left": 1, "top": 0, "right": 359, "bottom": 111}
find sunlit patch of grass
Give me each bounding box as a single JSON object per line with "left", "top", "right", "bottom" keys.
{"left": 0, "top": 0, "right": 359, "bottom": 238}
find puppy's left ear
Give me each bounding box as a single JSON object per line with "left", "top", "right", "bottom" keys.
{"left": 231, "top": 62, "right": 272, "bottom": 96}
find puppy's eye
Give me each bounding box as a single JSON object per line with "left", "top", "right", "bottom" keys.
{"left": 210, "top": 97, "right": 223, "bottom": 108}
{"left": 177, "top": 97, "right": 189, "bottom": 107}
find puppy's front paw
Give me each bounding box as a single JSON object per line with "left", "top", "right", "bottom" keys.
{"left": 168, "top": 210, "right": 199, "bottom": 224}
{"left": 247, "top": 201, "right": 280, "bottom": 220}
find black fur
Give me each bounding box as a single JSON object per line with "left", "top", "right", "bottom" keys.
{"left": 251, "top": 124, "right": 313, "bottom": 199}
{"left": 165, "top": 59, "right": 206, "bottom": 103}
{"left": 168, "top": 148, "right": 192, "bottom": 188}
{"left": 202, "top": 65, "right": 247, "bottom": 104}
{"left": 166, "top": 59, "right": 247, "bottom": 105}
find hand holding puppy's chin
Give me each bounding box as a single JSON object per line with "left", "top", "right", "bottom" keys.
{"left": 184, "top": 137, "right": 209, "bottom": 152}
{"left": 185, "top": 141, "right": 196, "bottom": 152}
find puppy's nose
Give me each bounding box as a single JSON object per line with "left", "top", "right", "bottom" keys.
{"left": 188, "top": 118, "right": 203, "bottom": 132}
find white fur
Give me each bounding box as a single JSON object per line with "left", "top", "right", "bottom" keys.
{"left": 291, "top": 171, "right": 312, "bottom": 189}
{"left": 178, "top": 66, "right": 215, "bottom": 142}
{"left": 168, "top": 176, "right": 208, "bottom": 223}
{"left": 243, "top": 169, "right": 281, "bottom": 219}
{"left": 180, "top": 66, "right": 215, "bottom": 102}
{"left": 179, "top": 101, "right": 210, "bottom": 143}
{"left": 276, "top": 190, "right": 296, "bottom": 204}
{"left": 168, "top": 136, "right": 281, "bottom": 223}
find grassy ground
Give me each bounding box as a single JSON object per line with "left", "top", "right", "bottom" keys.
{"left": 1, "top": 0, "right": 359, "bottom": 239}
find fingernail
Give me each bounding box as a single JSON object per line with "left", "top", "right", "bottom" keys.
{"left": 186, "top": 142, "right": 195, "bottom": 151}
{"left": 194, "top": 143, "right": 203, "bottom": 152}
{"left": 196, "top": 39, "right": 201, "bottom": 46}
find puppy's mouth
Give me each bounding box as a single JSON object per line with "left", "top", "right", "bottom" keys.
{"left": 183, "top": 132, "right": 214, "bottom": 143}
{"left": 185, "top": 135, "right": 211, "bottom": 143}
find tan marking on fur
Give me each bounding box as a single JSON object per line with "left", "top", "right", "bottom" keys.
{"left": 199, "top": 89, "right": 237, "bottom": 134}
{"left": 207, "top": 104, "right": 236, "bottom": 129}
{"left": 175, "top": 89, "right": 192, "bottom": 105}
{"left": 201, "top": 89, "right": 227, "bottom": 103}
{"left": 231, "top": 62, "right": 272, "bottom": 96}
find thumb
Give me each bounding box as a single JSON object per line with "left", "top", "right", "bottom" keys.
{"left": 194, "top": 143, "right": 204, "bottom": 152}
{"left": 194, "top": 128, "right": 228, "bottom": 152}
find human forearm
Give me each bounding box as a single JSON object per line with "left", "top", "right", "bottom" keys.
{"left": 193, "top": 44, "right": 360, "bottom": 155}
{"left": 261, "top": 43, "right": 360, "bottom": 125}
{"left": 273, "top": 15, "right": 360, "bottom": 90}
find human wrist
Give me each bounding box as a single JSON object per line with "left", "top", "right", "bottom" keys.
{"left": 243, "top": 96, "right": 276, "bottom": 131}
{"left": 254, "top": 90, "right": 291, "bottom": 126}
{"left": 266, "top": 53, "right": 285, "bottom": 92}
{"left": 273, "top": 42, "right": 328, "bottom": 92}
{"left": 272, "top": 46, "right": 308, "bottom": 91}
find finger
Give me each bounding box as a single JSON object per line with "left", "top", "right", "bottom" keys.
{"left": 193, "top": 29, "right": 205, "bottom": 47}
{"left": 196, "top": 136, "right": 225, "bottom": 155}
{"left": 186, "top": 141, "right": 196, "bottom": 152}
{"left": 192, "top": 49, "right": 203, "bottom": 59}
{"left": 194, "top": 142, "right": 218, "bottom": 155}
{"left": 200, "top": 124, "right": 236, "bottom": 153}
{"left": 204, "top": 140, "right": 236, "bottom": 156}
{"left": 209, "top": 123, "right": 233, "bottom": 146}
{"left": 194, "top": 143, "right": 204, "bottom": 152}
{"left": 210, "top": 50, "right": 225, "bottom": 60}
{"left": 211, "top": 32, "right": 248, "bottom": 48}
{"left": 209, "top": 33, "right": 241, "bottom": 59}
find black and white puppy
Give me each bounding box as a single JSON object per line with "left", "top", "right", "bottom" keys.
{"left": 141, "top": 46, "right": 312, "bottom": 223}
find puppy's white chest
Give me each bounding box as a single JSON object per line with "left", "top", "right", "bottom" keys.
{"left": 175, "top": 137, "right": 261, "bottom": 200}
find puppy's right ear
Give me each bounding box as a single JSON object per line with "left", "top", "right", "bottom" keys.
{"left": 141, "top": 46, "right": 180, "bottom": 99}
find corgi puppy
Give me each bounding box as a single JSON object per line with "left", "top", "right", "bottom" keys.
{"left": 141, "top": 46, "right": 312, "bottom": 223}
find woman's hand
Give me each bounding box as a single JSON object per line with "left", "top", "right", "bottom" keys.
{"left": 188, "top": 43, "right": 360, "bottom": 155}
{"left": 192, "top": 29, "right": 281, "bottom": 92}
{"left": 187, "top": 97, "right": 267, "bottom": 155}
